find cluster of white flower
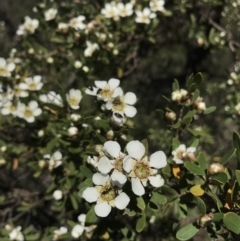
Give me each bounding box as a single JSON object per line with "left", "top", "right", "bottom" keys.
{"left": 194, "top": 97, "right": 206, "bottom": 113}
{"left": 53, "top": 226, "right": 67, "bottom": 241}
{"left": 40, "top": 151, "right": 63, "bottom": 171}
{"left": 172, "top": 144, "right": 196, "bottom": 164}
{"left": 171, "top": 89, "right": 188, "bottom": 103}
{"left": 101, "top": 1, "right": 165, "bottom": 23}
{"left": 0, "top": 57, "right": 15, "bottom": 77}
{"left": 5, "top": 225, "right": 24, "bottom": 241}
{"left": 86, "top": 78, "right": 137, "bottom": 126}
{"left": 83, "top": 140, "right": 167, "bottom": 217}
{"left": 17, "top": 16, "right": 39, "bottom": 35}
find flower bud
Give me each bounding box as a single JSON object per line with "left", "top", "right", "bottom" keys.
{"left": 0, "top": 159, "right": 6, "bottom": 165}
{"left": 106, "top": 130, "right": 114, "bottom": 140}
{"left": 38, "top": 160, "right": 46, "bottom": 168}
{"left": 165, "top": 111, "right": 176, "bottom": 122}
{"left": 38, "top": 129, "right": 44, "bottom": 137}
{"left": 53, "top": 190, "right": 63, "bottom": 200}
{"left": 95, "top": 145, "right": 103, "bottom": 153}
{"left": 198, "top": 213, "right": 213, "bottom": 228}
{"left": 83, "top": 66, "right": 89, "bottom": 72}
{"left": 208, "top": 163, "right": 225, "bottom": 175}
{"left": 1, "top": 146, "right": 7, "bottom": 152}
{"left": 74, "top": 61, "right": 82, "bottom": 69}
{"left": 47, "top": 57, "right": 54, "bottom": 64}
{"left": 70, "top": 114, "right": 81, "bottom": 122}
{"left": 68, "top": 126, "right": 78, "bottom": 137}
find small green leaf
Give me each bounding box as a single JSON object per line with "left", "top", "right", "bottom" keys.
{"left": 223, "top": 212, "right": 240, "bottom": 234}
{"left": 172, "top": 79, "right": 179, "bottom": 91}
{"left": 184, "top": 161, "right": 205, "bottom": 176}
{"left": 182, "top": 110, "right": 196, "bottom": 121}
{"left": 188, "top": 89, "right": 199, "bottom": 105}
{"left": 190, "top": 139, "right": 199, "bottom": 148}
{"left": 231, "top": 180, "right": 239, "bottom": 202}
{"left": 136, "top": 214, "right": 146, "bottom": 233}
{"left": 213, "top": 213, "right": 223, "bottom": 222}
{"left": 197, "top": 152, "right": 207, "bottom": 170}
{"left": 236, "top": 170, "right": 240, "bottom": 185}
{"left": 190, "top": 185, "right": 204, "bottom": 196}
{"left": 193, "top": 72, "right": 202, "bottom": 86}
{"left": 176, "top": 223, "right": 200, "bottom": 241}
{"left": 186, "top": 73, "right": 194, "bottom": 89}
{"left": 85, "top": 207, "right": 98, "bottom": 224}
{"left": 188, "top": 83, "right": 197, "bottom": 93}
{"left": 219, "top": 148, "right": 236, "bottom": 165}
{"left": 137, "top": 197, "right": 146, "bottom": 211}
{"left": 203, "top": 106, "right": 216, "bottom": 115}
{"left": 207, "top": 191, "right": 223, "bottom": 211}
{"left": 193, "top": 196, "right": 206, "bottom": 214}
{"left": 70, "top": 194, "right": 78, "bottom": 210}
{"left": 80, "top": 165, "right": 93, "bottom": 178}
{"left": 141, "top": 139, "right": 148, "bottom": 157}
{"left": 161, "top": 186, "right": 179, "bottom": 201}
{"left": 172, "top": 138, "right": 181, "bottom": 150}
{"left": 211, "top": 172, "right": 228, "bottom": 184}
{"left": 156, "top": 109, "right": 164, "bottom": 119}
{"left": 150, "top": 192, "right": 167, "bottom": 205}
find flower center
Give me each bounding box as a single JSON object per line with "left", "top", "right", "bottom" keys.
{"left": 134, "top": 161, "right": 150, "bottom": 179}
{"left": 112, "top": 97, "right": 125, "bottom": 112}
{"left": 28, "top": 82, "right": 37, "bottom": 90}
{"left": 114, "top": 157, "right": 124, "bottom": 172}
{"left": 23, "top": 108, "right": 33, "bottom": 118}
{"left": 0, "top": 67, "right": 8, "bottom": 76}
{"left": 68, "top": 97, "right": 79, "bottom": 106}
{"left": 176, "top": 150, "right": 185, "bottom": 160}
{"left": 100, "top": 184, "right": 116, "bottom": 202}
{"left": 99, "top": 85, "right": 113, "bottom": 99}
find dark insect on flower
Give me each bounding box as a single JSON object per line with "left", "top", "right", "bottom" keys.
{"left": 114, "top": 112, "right": 124, "bottom": 119}
{"left": 87, "top": 86, "right": 94, "bottom": 91}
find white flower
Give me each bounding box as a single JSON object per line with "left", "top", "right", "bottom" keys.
{"left": 86, "top": 78, "right": 121, "bottom": 102}
{"left": 1, "top": 101, "right": 18, "bottom": 116}
{"left": 117, "top": 2, "right": 133, "bottom": 17}
{"left": 53, "top": 227, "right": 68, "bottom": 241}
{"left": 58, "top": 22, "right": 69, "bottom": 32}
{"left": 53, "top": 190, "right": 63, "bottom": 200}
{"left": 123, "top": 140, "right": 167, "bottom": 196}
{"left": 106, "top": 91, "right": 137, "bottom": 118}
{"left": 66, "top": 89, "right": 82, "bottom": 109}
{"left": 84, "top": 41, "right": 99, "bottom": 57}
{"left": 70, "top": 113, "right": 81, "bottom": 121}
{"left": 135, "top": 8, "right": 156, "bottom": 24}
{"left": 0, "top": 85, "right": 14, "bottom": 108}
{"left": 150, "top": 0, "right": 165, "bottom": 12}
{"left": 101, "top": 3, "right": 119, "bottom": 20}
{"left": 14, "top": 85, "right": 29, "bottom": 98}
{"left": 172, "top": 144, "right": 196, "bottom": 164}
{"left": 44, "top": 151, "right": 62, "bottom": 171}
{"left": 9, "top": 226, "right": 24, "bottom": 241}
{"left": 110, "top": 112, "right": 127, "bottom": 127}
{"left": 69, "top": 16, "right": 86, "bottom": 30}
{"left": 82, "top": 173, "right": 130, "bottom": 217}
{"left": 19, "top": 75, "right": 43, "bottom": 91}
{"left": 194, "top": 97, "right": 206, "bottom": 113}
{"left": 74, "top": 61, "right": 82, "bottom": 69}
{"left": 44, "top": 8, "right": 58, "bottom": 21}
{"left": 39, "top": 91, "right": 63, "bottom": 107}
{"left": 17, "top": 101, "right": 42, "bottom": 123}
{"left": 171, "top": 89, "right": 188, "bottom": 102}
{"left": 0, "top": 57, "right": 15, "bottom": 77}
{"left": 17, "top": 16, "right": 39, "bottom": 35}
{"left": 68, "top": 126, "right": 78, "bottom": 136}
{"left": 98, "top": 141, "right": 127, "bottom": 187}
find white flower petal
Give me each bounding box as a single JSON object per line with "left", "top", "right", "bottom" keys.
{"left": 33, "top": 108, "right": 42, "bottom": 117}
{"left": 126, "top": 140, "right": 145, "bottom": 160}
{"left": 95, "top": 80, "right": 107, "bottom": 89}
{"left": 94, "top": 202, "right": 111, "bottom": 217}
{"left": 112, "top": 87, "right": 123, "bottom": 98}
{"left": 124, "top": 106, "right": 137, "bottom": 118}
{"left": 123, "top": 156, "right": 135, "bottom": 173}
{"left": 108, "top": 78, "right": 120, "bottom": 89}
{"left": 131, "top": 177, "right": 145, "bottom": 196}
{"left": 29, "top": 100, "right": 38, "bottom": 110}
{"left": 149, "top": 151, "right": 167, "bottom": 169}
{"left": 78, "top": 214, "right": 86, "bottom": 223}
{"left": 104, "top": 141, "right": 121, "bottom": 158}
{"left": 0, "top": 58, "right": 6, "bottom": 67}
{"left": 98, "top": 156, "right": 114, "bottom": 174}
{"left": 148, "top": 174, "right": 164, "bottom": 187}
{"left": 92, "top": 173, "right": 109, "bottom": 185}
{"left": 111, "top": 171, "right": 127, "bottom": 187}
{"left": 187, "top": 147, "right": 196, "bottom": 153}
{"left": 7, "top": 63, "right": 15, "bottom": 72}
{"left": 71, "top": 224, "right": 84, "bottom": 238}
{"left": 115, "top": 192, "right": 130, "bottom": 210}
{"left": 53, "top": 151, "right": 62, "bottom": 160}
{"left": 124, "top": 92, "right": 137, "bottom": 105}
{"left": 85, "top": 87, "right": 98, "bottom": 96}
{"left": 82, "top": 187, "right": 100, "bottom": 203}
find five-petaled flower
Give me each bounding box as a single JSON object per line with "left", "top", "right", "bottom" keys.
{"left": 135, "top": 8, "right": 156, "bottom": 24}
{"left": 66, "top": 89, "right": 82, "bottom": 110}
{"left": 17, "top": 16, "right": 39, "bottom": 35}
{"left": 123, "top": 140, "right": 167, "bottom": 196}
{"left": 172, "top": 144, "right": 196, "bottom": 164}
{"left": 82, "top": 173, "right": 130, "bottom": 217}
{"left": 0, "top": 57, "right": 15, "bottom": 77}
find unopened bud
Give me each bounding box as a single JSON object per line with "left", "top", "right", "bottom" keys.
{"left": 38, "top": 129, "right": 44, "bottom": 137}
{"left": 1, "top": 146, "right": 7, "bottom": 152}
{"left": 70, "top": 114, "right": 81, "bottom": 122}
{"left": 208, "top": 163, "right": 225, "bottom": 175}
{"left": 198, "top": 213, "right": 213, "bottom": 228}
{"left": 38, "top": 160, "right": 46, "bottom": 168}
{"left": 165, "top": 111, "right": 176, "bottom": 122}
{"left": 68, "top": 126, "right": 78, "bottom": 137}
{"left": 74, "top": 61, "right": 82, "bottom": 69}
{"left": 0, "top": 159, "right": 6, "bottom": 165}
{"left": 95, "top": 145, "right": 103, "bottom": 153}
{"left": 106, "top": 130, "right": 114, "bottom": 140}
{"left": 47, "top": 57, "right": 54, "bottom": 64}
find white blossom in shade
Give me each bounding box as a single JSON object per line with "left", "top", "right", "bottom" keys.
{"left": 44, "top": 8, "right": 58, "bottom": 21}
{"left": 58, "top": 22, "right": 69, "bottom": 33}
{"left": 0, "top": 85, "right": 13, "bottom": 108}
{"left": 135, "top": 8, "right": 156, "bottom": 24}
{"left": 68, "top": 126, "right": 78, "bottom": 136}
{"left": 0, "top": 57, "right": 15, "bottom": 77}
{"left": 106, "top": 91, "right": 137, "bottom": 118}
{"left": 66, "top": 89, "right": 82, "bottom": 109}
{"left": 70, "top": 113, "right": 81, "bottom": 122}
{"left": 171, "top": 89, "right": 188, "bottom": 102}
{"left": 82, "top": 173, "right": 130, "bottom": 217}
{"left": 13, "top": 85, "right": 29, "bottom": 98}
{"left": 172, "top": 144, "right": 196, "bottom": 164}
{"left": 53, "top": 227, "right": 68, "bottom": 241}
{"left": 19, "top": 75, "right": 43, "bottom": 91}
{"left": 17, "top": 101, "right": 42, "bottom": 123}
{"left": 123, "top": 140, "right": 167, "bottom": 196}
{"left": 44, "top": 151, "right": 62, "bottom": 171}
{"left": 101, "top": 3, "right": 119, "bottom": 20}
{"left": 84, "top": 41, "right": 99, "bottom": 57}
{"left": 194, "top": 97, "right": 206, "bottom": 113}
{"left": 98, "top": 141, "right": 127, "bottom": 188}
{"left": 117, "top": 2, "right": 133, "bottom": 17}
{"left": 17, "top": 16, "right": 39, "bottom": 35}
{"left": 1, "top": 101, "right": 18, "bottom": 116}
{"left": 39, "top": 91, "right": 63, "bottom": 107}
{"left": 9, "top": 226, "right": 24, "bottom": 241}
{"left": 69, "top": 16, "right": 86, "bottom": 30}
{"left": 110, "top": 112, "right": 127, "bottom": 127}
{"left": 150, "top": 0, "right": 165, "bottom": 12}
{"left": 53, "top": 190, "right": 63, "bottom": 200}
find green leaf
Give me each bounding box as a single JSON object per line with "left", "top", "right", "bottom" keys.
{"left": 213, "top": 213, "right": 224, "bottom": 222}
{"left": 186, "top": 73, "right": 194, "bottom": 89}
{"left": 233, "top": 132, "right": 240, "bottom": 161}
{"left": 193, "top": 73, "right": 202, "bottom": 86}
{"left": 184, "top": 161, "right": 205, "bottom": 176}
{"left": 161, "top": 186, "right": 179, "bottom": 201}
{"left": 188, "top": 83, "right": 197, "bottom": 93}
{"left": 156, "top": 109, "right": 164, "bottom": 119}
{"left": 150, "top": 192, "right": 167, "bottom": 205}
{"left": 136, "top": 197, "right": 146, "bottom": 211}
{"left": 190, "top": 139, "right": 199, "bottom": 148}
{"left": 223, "top": 212, "right": 240, "bottom": 234}
{"left": 136, "top": 214, "right": 146, "bottom": 233}
{"left": 172, "top": 79, "right": 179, "bottom": 91}
{"left": 182, "top": 110, "right": 196, "bottom": 122}
{"left": 197, "top": 152, "right": 207, "bottom": 170}
{"left": 70, "top": 194, "right": 78, "bottom": 210}
{"left": 219, "top": 148, "right": 236, "bottom": 165}
{"left": 172, "top": 138, "right": 181, "bottom": 150}
{"left": 190, "top": 185, "right": 204, "bottom": 196}
{"left": 193, "top": 196, "right": 206, "bottom": 214}
{"left": 141, "top": 139, "right": 148, "bottom": 157}
{"left": 85, "top": 207, "right": 98, "bottom": 224}
{"left": 80, "top": 165, "right": 93, "bottom": 178}
{"left": 236, "top": 170, "right": 240, "bottom": 186}
{"left": 231, "top": 180, "right": 239, "bottom": 202}
{"left": 188, "top": 89, "right": 199, "bottom": 105}
{"left": 176, "top": 223, "right": 200, "bottom": 241}
{"left": 203, "top": 106, "right": 216, "bottom": 115}
{"left": 211, "top": 172, "right": 228, "bottom": 184}
{"left": 207, "top": 191, "right": 223, "bottom": 211}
